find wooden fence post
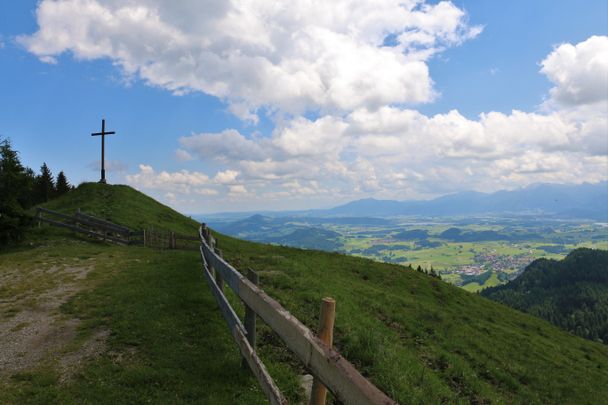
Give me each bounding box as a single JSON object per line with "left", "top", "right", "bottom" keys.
{"left": 309, "top": 297, "right": 336, "bottom": 405}
{"left": 242, "top": 268, "right": 259, "bottom": 369}
{"left": 37, "top": 209, "right": 41, "bottom": 228}
{"left": 143, "top": 229, "right": 147, "bottom": 247}
{"left": 214, "top": 247, "right": 225, "bottom": 291}
{"left": 171, "top": 231, "right": 176, "bottom": 249}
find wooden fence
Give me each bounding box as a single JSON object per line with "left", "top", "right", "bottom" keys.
{"left": 199, "top": 223, "right": 397, "bottom": 405}
{"left": 37, "top": 208, "right": 198, "bottom": 250}
{"left": 37, "top": 207, "right": 137, "bottom": 245}
{"left": 143, "top": 226, "right": 199, "bottom": 250}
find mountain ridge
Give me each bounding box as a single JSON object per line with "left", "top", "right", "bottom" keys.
{"left": 198, "top": 181, "right": 608, "bottom": 220}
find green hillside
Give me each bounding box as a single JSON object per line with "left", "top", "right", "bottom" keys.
{"left": 482, "top": 248, "right": 608, "bottom": 343}
{"left": 39, "top": 182, "right": 199, "bottom": 235}
{"left": 2, "top": 184, "right": 607, "bottom": 404}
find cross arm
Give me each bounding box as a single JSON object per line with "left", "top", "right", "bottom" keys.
{"left": 91, "top": 131, "right": 116, "bottom": 136}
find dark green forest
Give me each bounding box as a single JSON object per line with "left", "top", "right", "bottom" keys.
{"left": 0, "top": 138, "right": 73, "bottom": 245}
{"left": 482, "top": 248, "right": 608, "bottom": 343}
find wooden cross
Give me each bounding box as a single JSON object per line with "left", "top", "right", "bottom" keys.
{"left": 91, "top": 119, "right": 116, "bottom": 184}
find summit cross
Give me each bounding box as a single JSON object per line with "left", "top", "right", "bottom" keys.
{"left": 91, "top": 119, "right": 116, "bottom": 184}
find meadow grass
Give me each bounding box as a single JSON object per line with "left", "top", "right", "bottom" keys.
{"left": 3, "top": 183, "right": 606, "bottom": 404}
{"left": 0, "top": 237, "right": 293, "bottom": 404}
{"left": 214, "top": 231, "right": 608, "bottom": 404}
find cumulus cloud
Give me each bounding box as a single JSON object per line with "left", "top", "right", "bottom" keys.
{"left": 179, "top": 129, "right": 271, "bottom": 162}
{"left": 214, "top": 169, "right": 239, "bottom": 184}
{"left": 228, "top": 184, "right": 248, "bottom": 197}
{"left": 540, "top": 35, "right": 608, "bottom": 107}
{"left": 175, "top": 148, "right": 193, "bottom": 162}
{"left": 126, "top": 164, "right": 212, "bottom": 194}
{"left": 20, "top": 0, "right": 481, "bottom": 118}
{"left": 177, "top": 104, "right": 607, "bottom": 200}
{"left": 21, "top": 2, "right": 605, "bottom": 210}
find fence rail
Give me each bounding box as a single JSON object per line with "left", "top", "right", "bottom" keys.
{"left": 36, "top": 207, "right": 198, "bottom": 250}
{"left": 199, "top": 223, "right": 397, "bottom": 405}
{"left": 37, "top": 207, "right": 133, "bottom": 244}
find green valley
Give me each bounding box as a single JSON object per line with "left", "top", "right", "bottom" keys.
{"left": 207, "top": 214, "right": 608, "bottom": 292}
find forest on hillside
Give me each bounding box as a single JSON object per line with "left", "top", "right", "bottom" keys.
{"left": 482, "top": 248, "right": 608, "bottom": 343}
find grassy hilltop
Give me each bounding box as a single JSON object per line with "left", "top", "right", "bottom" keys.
{"left": 1, "top": 183, "right": 607, "bottom": 404}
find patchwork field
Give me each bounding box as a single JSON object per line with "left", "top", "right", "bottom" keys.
{"left": 208, "top": 214, "right": 608, "bottom": 291}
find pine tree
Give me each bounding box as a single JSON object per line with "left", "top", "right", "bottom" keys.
{"left": 55, "top": 171, "right": 71, "bottom": 196}
{"left": 34, "top": 162, "right": 55, "bottom": 203}
{"left": 0, "top": 138, "right": 30, "bottom": 244}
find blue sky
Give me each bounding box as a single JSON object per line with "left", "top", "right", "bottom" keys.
{"left": 1, "top": 1, "right": 606, "bottom": 213}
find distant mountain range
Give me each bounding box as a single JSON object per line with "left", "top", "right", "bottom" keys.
{"left": 201, "top": 182, "right": 608, "bottom": 220}
{"left": 316, "top": 182, "right": 608, "bottom": 219}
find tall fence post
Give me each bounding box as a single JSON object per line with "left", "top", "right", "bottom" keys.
{"left": 242, "top": 268, "right": 259, "bottom": 369}
{"left": 214, "top": 246, "right": 225, "bottom": 291}
{"left": 309, "top": 297, "right": 336, "bottom": 405}
{"left": 171, "top": 231, "right": 176, "bottom": 249}
{"left": 37, "top": 209, "right": 41, "bottom": 228}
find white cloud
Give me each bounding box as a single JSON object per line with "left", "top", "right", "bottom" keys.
{"left": 126, "top": 164, "right": 211, "bottom": 193}
{"left": 22, "top": 1, "right": 603, "bottom": 210}
{"left": 21, "top": 0, "right": 481, "bottom": 118}
{"left": 228, "top": 184, "right": 248, "bottom": 196}
{"left": 179, "top": 129, "right": 271, "bottom": 162}
{"left": 540, "top": 35, "right": 608, "bottom": 107}
{"left": 194, "top": 188, "right": 219, "bottom": 196}
{"left": 175, "top": 148, "right": 193, "bottom": 162}
{"left": 124, "top": 35, "right": 607, "bottom": 210}
{"left": 177, "top": 104, "right": 607, "bottom": 200}
{"left": 214, "top": 169, "right": 239, "bottom": 184}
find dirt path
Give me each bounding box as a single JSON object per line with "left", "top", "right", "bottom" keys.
{"left": 0, "top": 259, "right": 107, "bottom": 380}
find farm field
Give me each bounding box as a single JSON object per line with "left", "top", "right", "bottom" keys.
{"left": 208, "top": 214, "right": 608, "bottom": 292}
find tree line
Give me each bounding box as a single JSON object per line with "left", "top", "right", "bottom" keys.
{"left": 0, "top": 137, "right": 74, "bottom": 245}
{"left": 482, "top": 248, "right": 608, "bottom": 344}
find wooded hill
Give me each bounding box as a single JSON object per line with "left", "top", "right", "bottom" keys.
{"left": 1, "top": 183, "right": 607, "bottom": 404}
{"left": 482, "top": 248, "right": 608, "bottom": 344}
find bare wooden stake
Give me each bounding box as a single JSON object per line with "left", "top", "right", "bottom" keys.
{"left": 309, "top": 297, "right": 336, "bottom": 405}
{"left": 242, "top": 268, "right": 259, "bottom": 369}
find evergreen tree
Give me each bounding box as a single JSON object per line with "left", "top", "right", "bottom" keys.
{"left": 0, "top": 138, "right": 30, "bottom": 245}
{"left": 55, "top": 171, "right": 71, "bottom": 196}
{"left": 482, "top": 248, "right": 608, "bottom": 344}
{"left": 34, "top": 162, "right": 55, "bottom": 203}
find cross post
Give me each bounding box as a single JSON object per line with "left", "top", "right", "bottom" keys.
{"left": 91, "top": 119, "right": 116, "bottom": 184}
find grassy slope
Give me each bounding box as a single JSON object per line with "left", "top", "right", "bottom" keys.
{"left": 39, "top": 182, "right": 198, "bottom": 235}
{"left": 215, "top": 233, "right": 608, "bottom": 404}
{"left": 3, "top": 183, "right": 607, "bottom": 404}
{"left": 0, "top": 240, "right": 272, "bottom": 404}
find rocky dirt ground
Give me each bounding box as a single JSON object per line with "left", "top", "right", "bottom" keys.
{"left": 0, "top": 252, "right": 108, "bottom": 382}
